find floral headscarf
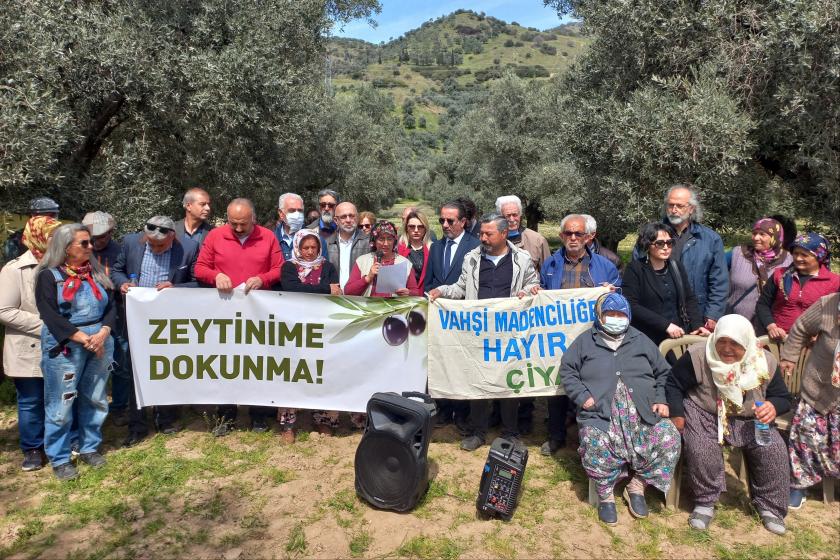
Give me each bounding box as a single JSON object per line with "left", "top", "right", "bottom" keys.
{"left": 791, "top": 232, "right": 830, "bottom": 267}
{"left": 22, "top": 216, "right": 61, "bottom": 260}
{"left": 751, "top": 218, "right": 784, "bottom": 261}
{"left": 289, "top": 230, "right": 324, "bottom": 281}
{"left": 706, "top": 314, "right": 770, "bottom": 443}
{"left": 370, "top": 220, "right": 398, "bottom": 253}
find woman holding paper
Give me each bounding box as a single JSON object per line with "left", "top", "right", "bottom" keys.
{"left": 344, "top": 221, "right": 421, "bottom": 297}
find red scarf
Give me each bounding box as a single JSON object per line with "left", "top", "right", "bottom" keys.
{"left": 60, "top": 263, "right": 103, "bottom": 302}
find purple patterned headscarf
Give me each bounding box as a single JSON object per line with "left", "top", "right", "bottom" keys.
{"left": 370, "top": 220, "right": 398, "bottom": 252}
{"left": 751, "top": 218, "right": 784, "bottom": 261}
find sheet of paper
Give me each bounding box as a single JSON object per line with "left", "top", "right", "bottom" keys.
{"left": 376, "top": 261, "right": 409, "bottom": 294}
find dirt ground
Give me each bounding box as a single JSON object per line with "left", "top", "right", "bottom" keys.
{"left": 0, "top": 401, "right": 838, "bottom": 559}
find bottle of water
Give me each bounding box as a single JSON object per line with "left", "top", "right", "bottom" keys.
{"left": 128, "top": 273, "right": 138, "bottom": 286}
{"left": 754, "top": 400, "right": 772, "bottom": 446}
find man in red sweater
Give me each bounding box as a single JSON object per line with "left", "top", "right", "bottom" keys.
{"left": 194, "top": 198, "right": 283, "bottom": 435}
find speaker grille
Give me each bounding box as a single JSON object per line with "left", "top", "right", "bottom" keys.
{"left": 355, "top": 432, "right": 420, "bottom": 506}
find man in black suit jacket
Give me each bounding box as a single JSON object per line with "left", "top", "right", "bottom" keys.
{"left": 111, "top": 216, "right": 199, "bottom": 447}
{"left": 425, "top": 201, "right": 480, "bottom": 292}
{"left": 424, "top": 201, "right": 480, "bottom": 429}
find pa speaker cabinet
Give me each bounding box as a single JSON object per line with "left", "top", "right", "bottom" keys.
{"left": 476, "top": 437, "right": 528, "bottom": 520}
{"left": 354, "top": 392, "right": 434, "bottom": 512}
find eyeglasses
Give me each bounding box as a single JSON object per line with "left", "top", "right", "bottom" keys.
{"left": 438, "top": 217, "right": 457, "bottom": 226}
{"left": 652, "top": 239, "right": 675, "bottom": 248}
{"left": 76, "top": 240, "right": 92, "bottom": 248}
{"left": 319, "top": 202, "right": 336, "bottom": 209}
{"left": 407, "top": 224, "right": 426, "bottom": 231}
{"left": 667, "top": 203, "right": 690, "bottom": 211}
{"left": 146, "top": 223, "right": 174, "bottom": 235}
{"left": 562, "top": 231, "right": 586, "bottom": 238}
{"left": 336, "top": 213, "right": 356, "bottom": 220}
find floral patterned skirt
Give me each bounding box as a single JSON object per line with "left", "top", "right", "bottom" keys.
{"left": 578, "top": 380, "right": 681, "bottom": 499}
{"left": 789, "top": 400, "right": 840, "bottom": 488}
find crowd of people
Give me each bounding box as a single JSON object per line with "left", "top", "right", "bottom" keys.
{"left": 0, "top": 184, "right": 837, "bottom": 536}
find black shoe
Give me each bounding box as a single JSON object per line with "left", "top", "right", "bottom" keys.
{"left": 623, "top": 488, "right": 648, "bottom": 518}
{"left": 110, "top": 410, "right": 129, "bottom": 427}
{"left": 460, "top": 435, "right": 485, "bottom": 451}
{"left": 598, "top": 501, "right": 618, "bottom": 526}
{"left": 21, "top": 449, "right": 46, "bottom": 472}
{"left": 53, "top": 462, "right": 80, "bottom": 481}
{"left": 251, "top": 420, "right": 269, "bottom": 433}
{"left": 455, "top": 419, "right": 471, "bottom": 437}
{"left": 540, "top": 439, "right": 564, "bottom": 456}
{"left": 79, "top": 452, "right": 106, "bottom": 468}
{"left": 158, "top": 424, "right": 180, "bottom": 435}
{"left": 122, "top": 431, "right": 149, "bottom": 448}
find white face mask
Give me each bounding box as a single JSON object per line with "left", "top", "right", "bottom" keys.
{"left": 601, "top": 315, "right": 629, "bottom": 335}
{"left": 286, "top": 211, "right": 304, "bottom": 233}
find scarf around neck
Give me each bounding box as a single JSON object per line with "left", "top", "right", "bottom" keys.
{"left": 60, "top": 262, "right": 103, "bottom": 302}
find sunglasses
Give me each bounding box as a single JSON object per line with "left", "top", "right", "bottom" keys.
{"left": 319, "top": 202, "right": 336, "bottom": 209}
{"left": 438, "top": 217, "right": 457, "bottom": 226}
{"left": 360, "top": 223, "right": 372, "bottom": 229}
{"left": 146, "top": 223, "right": 174, "bottom": 235}
{"left": 76, "top": 239, "right": 92, "bottom": 248}
{"left": 407, "top": 224, "right": 426, "bottom": 231}
{"left": 562, "top": 231, "right": 586, "bottom": 238}
{"left": 652, "top": 239, "right": 675, "bottom": 248}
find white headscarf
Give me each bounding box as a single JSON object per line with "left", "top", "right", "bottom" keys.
{"left": 290, "top": 229, "right": 325, "bottom": 281}
{"left": 706, "top": 314, "right": 770, "bottom": 443}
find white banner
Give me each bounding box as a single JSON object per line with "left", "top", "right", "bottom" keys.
{"left": 126, "top": 288, "right": 428, "bottom": 412}
{"left": 427, "top": 288, "right": 608, "bottom": 399}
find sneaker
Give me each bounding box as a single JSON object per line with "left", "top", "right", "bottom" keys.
{"left": 53, "top": 462, "right": 80, "bottom": 481}
{"left": 789, "top": 488, "right": 807, "bottom": 510}
{"left": 598, "top": 501, "right": 618, "bottom": 526}
{"left": 251, "top": 419, "right": 270, "bottom": 433}
{"left": 759, "top": 511, "right": 786, "bottom": 535}
{"left": 279, "top": 428, "right": 296, "bottom": 444}
{"left": 623, "top": 488, "right": 649, "bottom": 519}
{"left": 21, "top": 449, "right": 45, "bottom": 472}
{"left": 460, "top": 435, "right": 485, "bottom": 451}
{"left": 540, "top": 439, "right": 564, "bottom": 456}
{"left": 110, "top": 410, "right": 129, "bottom": 427}
{"left": 688, "top": 506, "right": 714, "bottom": 531}
{"left": 79, "top": 452, "right": 106, "bottom": 468}
{"left": 212, "top": 421, "right": 233, "bottom": 437}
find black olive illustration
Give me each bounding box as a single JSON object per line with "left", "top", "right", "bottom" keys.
{"left": 382, "top": 315, "right": 409, "bottom": 346}
{"left": 407, "top": 310, "right": 426, "bottom": 335}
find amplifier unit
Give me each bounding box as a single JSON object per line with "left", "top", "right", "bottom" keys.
{"left": 476, "top": 437, "right": 528, "bottom": 520}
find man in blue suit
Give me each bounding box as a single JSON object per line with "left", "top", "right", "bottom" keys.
{"left": 111, "top": 216, "right": 199, "bottom": 447}
{"left": 425, "top": 201, "right": 480, "bottom": 429}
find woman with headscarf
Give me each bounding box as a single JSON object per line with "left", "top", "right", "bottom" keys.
{"left": 782, "top": 292, "right": 840, "bottom": 509}
{"left": 561, "top": 293, "right": 681, "bottom": 526}
{"left": 727, "top": 218, "right": 791, "bottom": 322}
{"left": 755, "top": 233, "right": 840, "bottom": 341}
{"left": 34, "top": 224, "right": 116, "bottom": 481}
{"left": 276, "top": 230, "right": 340, "bottom": 442}
{"left": 666, "top": 314, "right": 792, "bottom": 534}
{"left": 343, "top": 220, "right": 421, "bottom": 297}
{"left": 0, "top": 216, "right": 61, "bottom": 472}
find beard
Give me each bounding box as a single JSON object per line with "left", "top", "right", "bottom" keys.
{"left": 339, "top": 223, "right": 356, "bottom": 234}
{"left": 667, "top": 213, "right": 687, "bottom": 225}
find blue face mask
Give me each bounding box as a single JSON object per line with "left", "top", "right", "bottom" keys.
{"left": 601, "top": 315, "right": 629, "bottom": 335}
{"left": 286, "top": 211, "right": 304, "bottom": 233}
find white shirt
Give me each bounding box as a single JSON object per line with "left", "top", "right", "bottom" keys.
{"left": 338, "top": 232, "right": 355, "bottom": 289}
{"left": 484, "top": 252, "right": 505, "bottom": 266}
{"left": 445, "top": 231, "right": 466, "bottom": 268}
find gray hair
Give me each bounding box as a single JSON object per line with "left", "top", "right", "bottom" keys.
{"left": 580, "top": 214, "right": 598, "bottom": 235}
{"left": 227, "top": 198, "right": 256, "bottom": 219}
{"left": 664, "top": 183, "right": 704, "bottom": 222}
{"left": 317, "top": 189, "right": 340, "bottom": 203}
{"left": 278, "top": 192, "right": 303, "bottom": 209}
{"left": 36, "top": 224, "right": 113, "bottom": 290}
{"left": 495, "top": 195, "right": 523, "bottom": 214}
{"left": 559, "top": 214, "right": 587, "bottom": 232}
{"left": 480, "top": 213, "right": 509, "bottom": 234}
{"left": 182, "top": 187, "right": 209, "bottom": 208}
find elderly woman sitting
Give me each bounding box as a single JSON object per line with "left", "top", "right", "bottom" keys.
{"left": 562, "top": 293, "right": 681, "bottom": 526}
{"left": 667, "top": 314, "right": 792, "bottom": 534}
{"left": 783, "top": 292, "right": 840, "bottom": 509}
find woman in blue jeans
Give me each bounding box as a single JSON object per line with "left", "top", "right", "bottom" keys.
{"left": 35, "top": 224, "right": 116, "bottom": 481}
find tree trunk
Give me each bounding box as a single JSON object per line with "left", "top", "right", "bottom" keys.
{"left": 524, "top": 200, "right": 543, "bottom": 232}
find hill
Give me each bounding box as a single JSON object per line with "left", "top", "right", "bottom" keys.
{"left": 327, "top": 10, "right": 587, "bottom": 135}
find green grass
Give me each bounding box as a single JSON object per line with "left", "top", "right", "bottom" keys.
{"left": 285, "top": 523, "right": 308, "bottom": 555}
{"left": 396, "top": 535, "right": 465, "bottom": 560}
{"left": 349, "top": 528, "right": 372, "bottom": 557}
{"left": 714, "top": 542, "right": 786, "bottom": 560}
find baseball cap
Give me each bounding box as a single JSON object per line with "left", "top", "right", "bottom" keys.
{"left": 82, "top": 211, "right": 116, "bottom": 236}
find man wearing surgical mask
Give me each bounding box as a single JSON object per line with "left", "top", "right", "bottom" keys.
{"left": 274, "top": 192, "right": 306, "bottom": 260}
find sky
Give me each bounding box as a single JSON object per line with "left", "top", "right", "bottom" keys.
{"left": 333, "top": 0, "right": 573, "bottom": 43}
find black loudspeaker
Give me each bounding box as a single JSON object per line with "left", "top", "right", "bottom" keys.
{"left": 355, "top": 391, "right": 435, "bottom": 512}
{"left": 476, "top": 437, "right": 528, "bottom": 520}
